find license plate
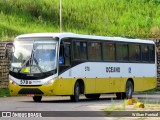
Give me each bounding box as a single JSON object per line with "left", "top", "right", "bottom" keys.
{"left": 20, "top": 80, "right": 32, "bottom": 85}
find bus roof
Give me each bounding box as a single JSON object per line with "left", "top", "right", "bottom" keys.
{"left": 16, "top": 33, "right": 155, "bottom": 44}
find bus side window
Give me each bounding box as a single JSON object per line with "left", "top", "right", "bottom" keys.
{"left": 59, "top": 55, "right": 64, "bottom": 65}
{"left": 116, "top": 43, "right": 128, "bottom": 61}
{"left": 59, "top": 44, "right": 71, "bottom": 66}
{"left": 129, "top": 44, "right": 141, "bottom": 61}
{"left": 59, "top": 45, "right": 64, "bottom": 65}
{"left": 141, "top": 45, "right": 149, "bottom": 62}
{"left": 64, "top": 44, "right": 71, "bottom": 65}
{"left": 149, "top": 45, "right": 155, "bottom": 62}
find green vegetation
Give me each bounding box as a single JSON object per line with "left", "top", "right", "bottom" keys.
{"left": 103, "top": 98, "right": 160, "bottom": 112}
{"left": 0, "top": 88, "right": 10, "bottom": 97}
{"left": 106, "top": 99, "right": 126, "bottom": 111}
{"left": 0, "top": 0, "right": 160, "bottom": 40}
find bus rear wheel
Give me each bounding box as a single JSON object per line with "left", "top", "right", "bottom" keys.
{"left": 116, "top": 80, "right": 133, "bottom": 99}
{"left": 125, "top": 80, "right": 134, "bottom": 99}
{"left": 33, "top": 96, "right": 42, "bottom": 102}
{"left": 70, "top": 82, "right": 80, "bottom": 102}
{"left": 85, "top": 94, "right": 101, "bottom": 99}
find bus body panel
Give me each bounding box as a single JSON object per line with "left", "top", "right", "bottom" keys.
{"left": 83, "top": 78, "right": 96, "bottom": 93}
{"left": 9, "top": 77, "right": 156, "bottom": 96}
{"left": 133, "top": 77, "right": 157, "bottom": 91}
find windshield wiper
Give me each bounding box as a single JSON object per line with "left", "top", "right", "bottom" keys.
{"left": 18, "top": 43, "right": 44, "bottom": 74}
{"left": 31, "top": 53, "right": 44, "bottom": 73}
{"left": 18, "top": 56, "right": 31, "bottom": 73}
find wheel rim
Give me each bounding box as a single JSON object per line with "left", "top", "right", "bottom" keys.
{"left": 75, "top": 86, "right": 80, "bottom": 97}
{"left": 126, "top": 84, "right": 132, "bottom": 98}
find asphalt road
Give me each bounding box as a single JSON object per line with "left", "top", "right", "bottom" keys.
{"left": 0, "top": 94, "right": 160, "bottom": 120}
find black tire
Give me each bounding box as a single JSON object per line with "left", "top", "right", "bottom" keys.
{"left": 33, "top": 96, "right": 42, "bottom": 102}
{"left": 116, "top": 81, "right": 133, "bottom": 99}
{"left": 125, "top": 81, "right": 134, "bottom": 99}
{"left": 70, "top": 82, "right": 80, "bottom": 102}
{"left": 85, "top": 94, "right": 101, "bottom": 99}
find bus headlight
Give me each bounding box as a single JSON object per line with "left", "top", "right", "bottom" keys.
{"left": 9, "top": 80, "right": 17, "bottom": 86}
{"left": 44, "top": 79, "right": 55, "bottom": 85}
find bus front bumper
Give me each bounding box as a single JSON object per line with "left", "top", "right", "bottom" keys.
{"left": 9, "top": 83, "right": 56, "bottom": 96}
{"left": 8, "top": 78, "right": 74, "bottom": 96}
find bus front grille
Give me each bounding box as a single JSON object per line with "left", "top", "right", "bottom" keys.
{"left": 18, "top": 88, "right": 44, "bottom": 94}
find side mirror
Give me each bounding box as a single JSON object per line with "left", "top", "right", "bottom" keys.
{"left": 4, "top": 42, "right": 14, "bottom": 59}
{"left": 4, "top": 49, "right": 9, "bottom": 59}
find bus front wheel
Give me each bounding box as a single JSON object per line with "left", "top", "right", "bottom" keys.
{"left": 70, "top": 82, "right": 80, "bottom": 102}
{"left": 33, "top": 96, "right": 42, "bottom": 102}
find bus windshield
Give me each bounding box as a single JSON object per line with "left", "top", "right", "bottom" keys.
{"left": 10, "top": 38, "right": 58, "bottom": 74}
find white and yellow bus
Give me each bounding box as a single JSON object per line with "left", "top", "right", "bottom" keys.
{"left": 6, "top": 33, "right": 157, "bottom": 102}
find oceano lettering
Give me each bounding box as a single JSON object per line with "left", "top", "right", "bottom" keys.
{"left": 106, "top": 67, "right": 120, "bottom": 73}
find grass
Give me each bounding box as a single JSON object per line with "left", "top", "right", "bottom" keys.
{"left": 0, "top": 88, "right": 10, "bottom": 97}
{"left": 0, "top": 0, "right": 160, "bottom": 40}
{"left": 103, "top": 94, "right": 160, "bottom": 112}
{"left": 103, "top": 98, "right": 160, "bottom": 119}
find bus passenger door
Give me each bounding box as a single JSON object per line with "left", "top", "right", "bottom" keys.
{"left": 58, "top": 43, "right": 73, "bottom": 94}
{"left": 59, "top": 43, "right": 71, "bottom": 74}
